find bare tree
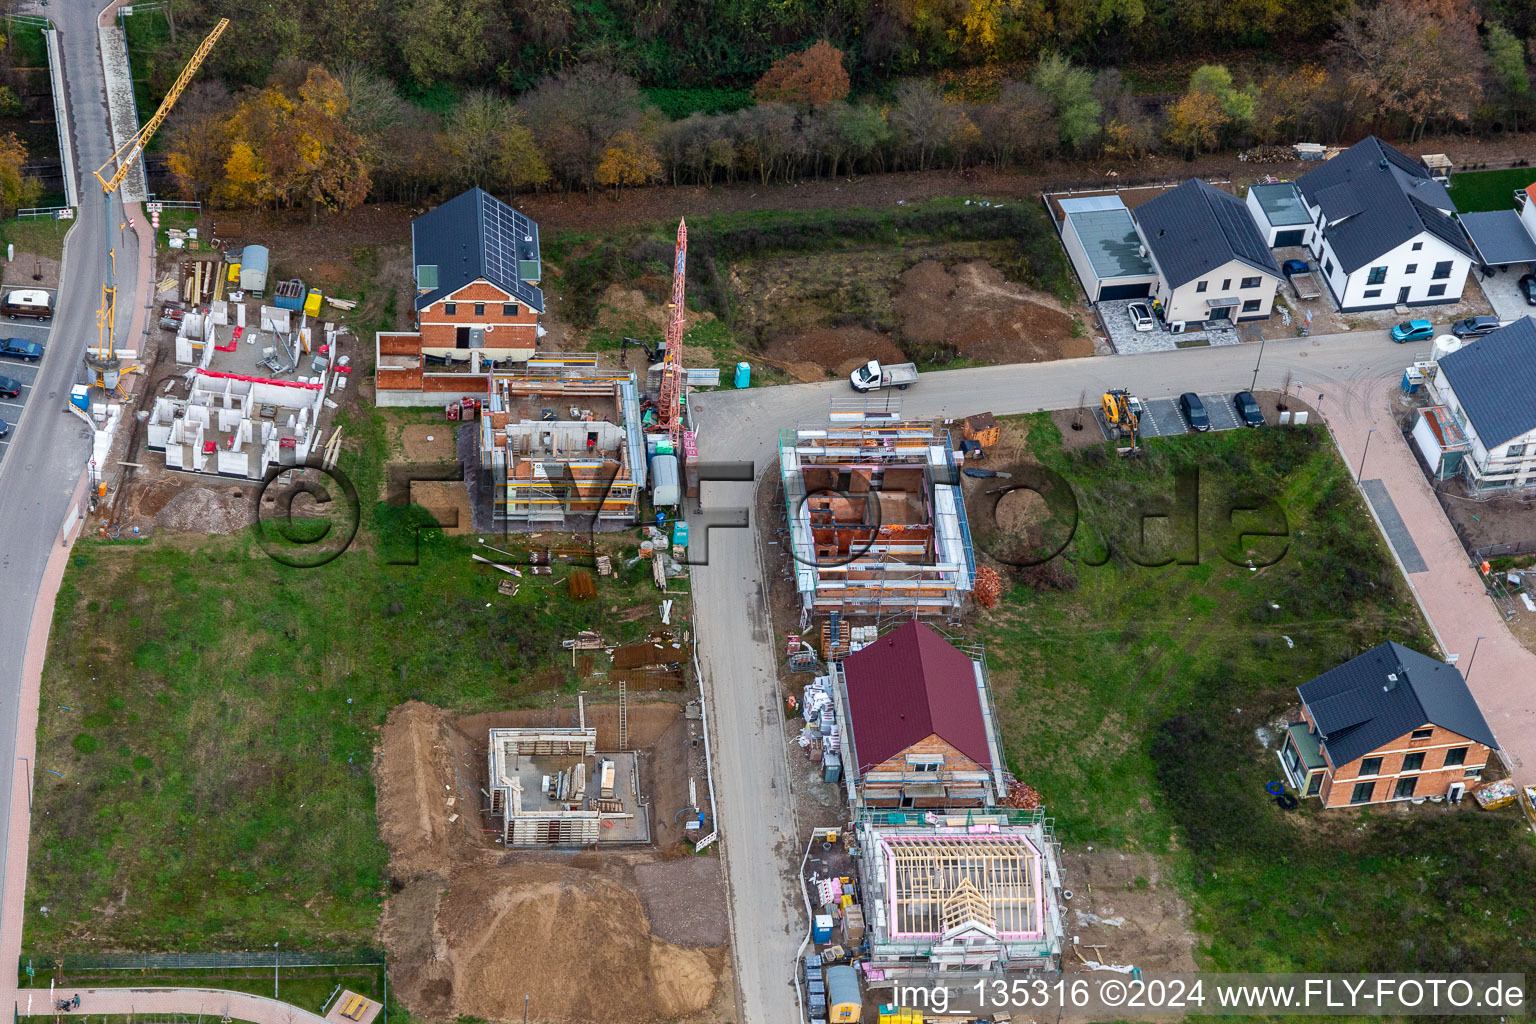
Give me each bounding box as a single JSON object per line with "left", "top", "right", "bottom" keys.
{"left": 889, "top": 80, "right": 957, "bottom": 172}
{"left": 1334, "top": 0, "right": 1486, "bottom": 140}
{"left": 518, "top": 64, "right": 648, "bottom": 197}
{"left": 974, "top": 81, "right": 1054, "bottom": 168}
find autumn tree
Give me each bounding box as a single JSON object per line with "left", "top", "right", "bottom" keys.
{"left": 889, "top": 80, "right": 958, "bottom": 171}
{"left": 0, "top": 133, "right": 40, "bottom": 217}
{"left": 392, "top": 0, "right": 495, "bottom": 87}
{"left": 732, "top": 102, "right": 798, "bottom": 183}
{"left": 1092, "top": 69, "right": 1156, "bottom": 158}
{"left": 1164, "top": 91, "right": 1226, "bottom": 158}
{"left": 1486, "top": 22, "right": 1530, "bottom": 129}
{"left": 1334, "top": 0, "right": 1486, "bottom": 140}
{"left": 1253, "top": 66, "right": 1329, "bottom": 144}
{"left": 1031, "top": 53, "right": 1100, "bottom": 152}
{"left": 223, "top": 66, "right": 372, "bottom": 217}
{"left": 973, "top": 81, "right": 1054, "bottom": 168}
{"left": 518, "top": 65, "right": 648, "bottom": 196}
{"left": 752, "top": 40, "right": 850, "bottom": 108}
{"left": 447, "top": 90, "right": 549, "bottom": 193}
{"left": 164, "top": 81, "right": 235, "bottom": 203}
{"left": 595, "top": 130, "right": 661, "bottom": 197}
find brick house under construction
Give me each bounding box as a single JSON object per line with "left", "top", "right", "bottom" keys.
{"left": 780, "top": 417, "right": 975, "bottom": 617}
{"left": 375, "top": 187, "right": 544, "bottom": 406}
{"left": 478, "top": 361, "right": 646, "bottom": 524}
{"left": 830, "top": 620, "right": 1006, "bottom": 809}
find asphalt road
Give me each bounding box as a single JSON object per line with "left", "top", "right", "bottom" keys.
{"left": 689, "top": 326, "right": 1429, "bottom": 1024}
{"left": 0, "top": 0, "right": 143, "bottom": 984}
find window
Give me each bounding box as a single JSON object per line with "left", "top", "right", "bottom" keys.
{"left": 912, "top": 762, "right": 940, "bottom": 773}
{"left": 1464, "top": 767, "right": 1483, "bottom": 779}
{"left": 1367, "top": 266, "right": 1388, "bottom": 285}
{"left": 1507, "top": 444, "right": 1527, "bottom": 458}
{"left": 1306, "top": 773, "right": 1322, "bottom": 797}
{"left": 1196, "top": 281, "right": 1208, "bottom": 293}
{"left": 474, "top": 302, "right": 485, "bottom": 316}
{"left": 1411, "top": 728, "right": 1434, "bottom": 740}
{"left": 1402, "top": 752, "right": 1426, "bottom": 772}
{"left": 1350, "top": 781, "right": 1374, "bottom": 804}
{"left": 1394, "top": 776, "right": 1418, "bottom": 799}
{"left": 1240, "top": 276, "right": 1261, "bottom": 289}
{"left": 1242, "top": 299, "right": 1261, "bottom": 312}
{"left": 1412, "top": 241, "right": 1424, "bottom": 251}
{"left": 1324, "top": 258, "right": 1334, "bottom": 274}
{"left": 1445, "top": 747, "right": 1468, "bottom": 767}
{"left": 503, "top": 303, "right": 519, "bottom": 316}
{"left": 1433, "top": 261, "right": 1453, "bottom": 279}
{"left": 1363, "top": 289, "right": 1382, "bottom": 298}
{"left": 1358, "top": 757, "right": 1383, "bottom": 777}
{"left": 1428, "top": 284, "right": 1447, "bottom": 297}
{"left": 1222, "top": 279, "right": 1231, "bottom": 290}
{"left": 1405, "top": 264, "right": 1417, "bottom": 274}
{"left": 907, "top": 756, "right": 942, "bottom": 773}
{"left": 444, "top": 302, "right": 457, "bottom": 315}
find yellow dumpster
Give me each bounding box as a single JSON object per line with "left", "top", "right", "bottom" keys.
{"left": 304, "top": 288, "right": 323, "bottom": 317}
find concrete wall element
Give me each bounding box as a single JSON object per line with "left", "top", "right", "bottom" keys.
{"left": 42, "top": 29, "right": 78, "bottom": 209}
{"left": 97, "top": 17, "right": 147, "bottom": 203}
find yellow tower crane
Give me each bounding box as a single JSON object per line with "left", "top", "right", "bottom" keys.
{"left": 87, "top": 17, "right": 228, "bottom": 395}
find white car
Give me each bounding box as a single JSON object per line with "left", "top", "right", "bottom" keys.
{"left": 1128, "top": 302, "right": 1155, "bottom": 332}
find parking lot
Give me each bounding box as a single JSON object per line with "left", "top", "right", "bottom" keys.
{"left": 1098, "top": 392, "right": 1251, "bottom": 439}
{"left": 1475, "top": 263, "right": 1534, "bottom": 322}
{"left": 1096, "top": 298, "right": 1241, "bottom": 354}
{"left": 0, "top": 317, "right": 54, "bottom": 464}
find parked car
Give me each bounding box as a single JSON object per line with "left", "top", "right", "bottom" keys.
{"left": 1520, "top": 274, "right": 1536, "bottom": 306}
{"left": 0, "top": 417, "right": 9, "bottom": 438}
{"left": 1179, "top": 392, "right": 1210, "bottom": 432}
{"left": 0, "top": 338, "right": 42, "bottom": 362}
{"left": 1281, "top": 259, "right": 1322, "bottom": 301}
{"left": 0, "top": 375, "right": 20, "bottom": 399}
{"left": 1, "top": 289, "right": 52, "bottom": 320}
{"left": 1127, "top": 302, "right": 1155, "bottom": 332}
{"left": 1451, "top": 316, "right": 1500, "bottom": 339}
{"left": 1233, "top": 391, "right": 1264, "bottom": 428}
{"left": 848, "top": 359, "right": 918, "bottom": 393}
{"left": 1390, "top": 319, "right": 1435, "bottom": 343}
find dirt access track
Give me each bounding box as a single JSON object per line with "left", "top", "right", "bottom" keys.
{"left": 375, "top": 701, "right": 729, "bottom": 1024}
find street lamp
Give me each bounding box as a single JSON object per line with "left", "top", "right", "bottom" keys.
{"left": 1357, "top": 428, "right": 1376, "bottom": 484}
{"left": 1465, "top": 636, "right": 1487, "bottom": 681}
{"left": 274, "top": 942, "right": 279, "bottom": 999}
{"left": 1250, "top": 335, "right": 1267, "bottom": 393}
{"left": 524, "top": 994, "right": 530, "bottom": 1024}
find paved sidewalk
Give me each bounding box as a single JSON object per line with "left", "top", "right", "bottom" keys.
{"left": 1329, "top": 377, "right": 1535, "bottom": 780}
{"left": 19, "top": 987, "right": 330, "bottom": 1024}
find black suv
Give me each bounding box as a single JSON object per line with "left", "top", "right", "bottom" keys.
{"left": 1233, "top": 391, "right": 1264, "bottom": 428}
{"left": 1179, "top": 392, "right": 1210, "bottom": 432}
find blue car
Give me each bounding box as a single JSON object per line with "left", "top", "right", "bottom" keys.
{"left": 1391, "top": 319, "right": 1434, "bottom": 343}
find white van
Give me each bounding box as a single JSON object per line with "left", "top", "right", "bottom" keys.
{"left": 2, "top": 289, "right": 52, "bottom": 321}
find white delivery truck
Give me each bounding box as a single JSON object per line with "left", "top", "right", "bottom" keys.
{"left": 848, "top": 359, "right": 918, "bottom": 393}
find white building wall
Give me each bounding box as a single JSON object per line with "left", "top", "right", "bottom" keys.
{"left": 1245, "top": 190, "right": 1315, "bottom": 247}
{"left": 1437, "top": 377, "right": 1536, "bottom": 489}
{"left": 1306, "top": 205, "right": 1471, "bottom": 310}
{"left": 1059, "top": 215, "right": 1100, "bottom": 301}
{"left": 1150, "top": 257, "right": 1279, "bottom": 325}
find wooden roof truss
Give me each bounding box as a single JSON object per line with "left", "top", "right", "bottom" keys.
{"left": 887, "top": 836, "right": 1039, "bottom": 937}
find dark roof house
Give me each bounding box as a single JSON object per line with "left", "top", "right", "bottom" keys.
{"left": 1297, "top": 641, "right": 1498, "bottom": 766}
{"left": 840, "top": 620, "right": 993, "bottom": 772}
{"left": 1134, "top": 179, "right": 1281, "bottom": 288}
{"left": 1436, "top": 318, "right": 1536, "bottom": 448}
{"left": 412, "top": 187, "right": 544, "bottom": 312}
{"left": 1297, "top": 136, "right": 1473, "bottom": 272}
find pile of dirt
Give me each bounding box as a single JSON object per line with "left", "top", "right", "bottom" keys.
{"left": 153, "top": 486, "right": 255, "bottom": 534}
{"left": 763, "top": 327, "right": 904, "bottom": 381}
{"left": 385, "top": 866, "right": 721, "bottom": 1023}
{"left": 894, "top": 260, "right": 1088, "bottom": 363}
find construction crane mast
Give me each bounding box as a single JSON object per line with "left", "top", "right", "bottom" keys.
{"left": 655, "top": 218, "right": 687, "bottom": 448}
{"left": 87, "top": 17, "right": 229, "bottom": 394}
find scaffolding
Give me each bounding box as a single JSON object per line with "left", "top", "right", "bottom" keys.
{"left": 479, "top": 363, "right": 646, "bottom": 524}
{"left": 780, "top": 417, "right": 975, "bottom": 618}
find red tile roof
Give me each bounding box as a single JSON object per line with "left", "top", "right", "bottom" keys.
{"left": 841, "top": 620, "right": 993, "bottom": 773}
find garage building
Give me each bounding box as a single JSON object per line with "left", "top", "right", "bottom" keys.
{"left": 1056, "top": 195, "right": 1158, "bottom": 301}
{"left": 1245, "top": 182, "right": 1315, "bottom": 248}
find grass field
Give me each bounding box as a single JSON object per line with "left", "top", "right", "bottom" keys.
{"left": 1449, "top": 166, "right": 1536, "bottom": 212}
{"left": 1, "top": 214, "right": 73, "bottom": 264}
{"left": 26, "top": 407, "right": 685, "bottom": 952}
{"left": 973, "top": 416, "right": 1536, "bottom": 973}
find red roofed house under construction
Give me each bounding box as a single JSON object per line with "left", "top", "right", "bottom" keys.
{"left": 829, "top": 620, "right": 1007, "bottom": 809}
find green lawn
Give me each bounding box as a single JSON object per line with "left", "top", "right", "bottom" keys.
{"left": 26, "top": 407, "right": 685, "bottom": 952}
{"left": 1, "top": 213, "right": 74, "bottom": 264}
{"left": 1449, "top": 166, "right": 1536, "bottom": 212}
{"left": 971, "top": 416, "right": 1536, "bottom": 974}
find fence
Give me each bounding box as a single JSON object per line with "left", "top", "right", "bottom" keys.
{"left": 15, "top": 206, "right": 71, "bottom": 219}
{"left": 27, "top": 951, "right": 386, "bottom": 971}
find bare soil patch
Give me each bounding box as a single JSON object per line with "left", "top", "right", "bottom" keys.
{"left": 152, "top": 485, "right": 256, "bottom": 534}
{"left": 1061, "top": 849, "right": 1197, "bottom": 974}
{"left": 896, "top": 259, "right": 1088, "bottom": 363}
{"left": 375, "top": 701, "right": 726, "bottom": 1023}
{"left": 400, "top": 424, "right": 460, "bottom": 463}
{"left": 764, "top": 327, "right": 904, "bottom": 379}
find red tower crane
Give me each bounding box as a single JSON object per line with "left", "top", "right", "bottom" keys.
{"left": 655, "top": 218, "right": 687, "bottom": 447}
